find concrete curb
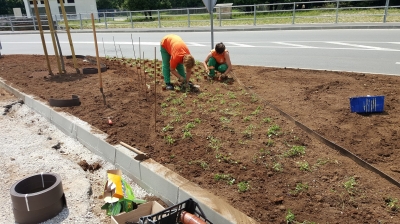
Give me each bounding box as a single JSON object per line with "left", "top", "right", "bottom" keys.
{"left": 0, "top": 22, "right": 399, "bottom": 35}
{"left": 0, "top": 78, "right": 258, "bottom": 224}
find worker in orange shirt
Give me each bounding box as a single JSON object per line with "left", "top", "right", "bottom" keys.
{"left": 160, "top": 34, "right": 195, "bottom": 90}
{"left": 203, "top": 42, "right": 232, "bottom": 80}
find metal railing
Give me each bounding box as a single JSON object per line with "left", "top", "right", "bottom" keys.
{"left": 0, "top": 0, "right": 399, "bottom": 31}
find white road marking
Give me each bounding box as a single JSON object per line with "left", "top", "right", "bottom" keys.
{"left": 396, "top": 62, "right": 400, "bottom": 65}
{"left": 273, "top": 42, "right": 316, "bottom": 48}
{"left": 186, "top": 42, "right": 206, "bottom": 46}
{"left": 225, "top": 42, "right": 255, "bottom": 47}
{"left": 326, "top": 41, "right": 389, "bottom": 50}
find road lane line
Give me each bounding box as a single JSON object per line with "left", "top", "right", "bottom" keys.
{"left": 326, "top": 41, "right": 389, "bottom": 50}
{"left": 225, "top": 42, "right": 255, "bottom": 47}
{"left": 273, "top": 42, "right": 316, "bottom": 48}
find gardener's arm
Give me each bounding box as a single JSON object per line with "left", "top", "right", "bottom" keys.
{"left": 170, "top": 69, "right": 185, "bottom": 82}
{"left": 203, "top": 52, "right": 212, "bottom": 74}
{"left": 223, "top": 51, "right": 232, "bottom": 76}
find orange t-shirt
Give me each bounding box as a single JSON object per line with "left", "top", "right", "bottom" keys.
{"left": 161, "top": 34, "right": 191, "bottom": 70}
{"left": 211, "top": 49, "right": 228, "bottom": 64}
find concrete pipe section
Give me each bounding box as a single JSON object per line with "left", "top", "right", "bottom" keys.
{"left": 10, "top": 173, "right": 67, "bottom": 224}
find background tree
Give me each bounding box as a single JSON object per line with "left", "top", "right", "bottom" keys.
{"left": 0, "top": 0, "right": 25, "bottom": 15}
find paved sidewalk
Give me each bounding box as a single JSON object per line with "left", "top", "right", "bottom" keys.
{"left": 1, "top": 22, "right": 399, "bottom": 35}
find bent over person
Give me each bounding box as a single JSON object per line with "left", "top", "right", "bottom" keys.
{"left": 160, "top": 34, "right": 195, "bottom": 90}
{"left": 203, "top": 42, "right": 232, "bottom": 79}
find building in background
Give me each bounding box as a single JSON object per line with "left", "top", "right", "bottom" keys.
{"left": 22, "top": 0, "right": 98, "bottom": 18}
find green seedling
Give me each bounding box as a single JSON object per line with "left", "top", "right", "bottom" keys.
{"left": 251, "top": 106, "right": 261, "bottom": 115}
{"left": 237, "top": 181, "right": 250, "bottom": 192}
{"left": 231, "top": 102, "right": 240, "bottom": 107}
{"left": 185, "top": 110, "right": 192, "bottom": 115}
{"left": 297, "top": 161, "right": 310, "bottom": 171}
{"left": 243, "top": 116, "right": 251, "bottom": 122}
{"left": 220, "top": 116, "right": 231, "bottom": 123}
{"left": 385, "top": 197, "right": 399, "bottom": 212}
{"left": 265, "top": 139, "right": 274, "bottom": 147}
{"left": 290, "top": 183, "right": 309, "bottom": 195}
{"left": 162, "top": 124, "right": 174, "bottom": 132}
{"left": 250, "top": 94, "right": 258, "bottom": 103}
{"left": 189, "top": 160, "right": 209, "bottom": 170}
{"left": 194, "top": 118, "right": 201, "bottom": 123}
{"left": 285, "top": 209, "right": 295, "bottom": 223}
{"left": 267, "top": 124, "right": 281, "bottom": 137}
{"left": 284, "top": 145, "right": 306, "bottom": 157}
{"left": 185, "top": 122, "right": 195, "bottom": 130}
{"left": 262, "top": 117, "right": 272, "bottom": 123}
{"left": 208, "top": 136, "right": 221, "bottom": 151}
{"left": 161, "top": 102, "right": 168, "bottom": 108}
{"left": 227, "top": 91, "right": 236, "bottom": 99}
{"left": 214, "top": 173, "right": 235, "bottom": 185}
{"left": 164, "top": 135, "right": 175, "bottom": 145}
{"left": 343, "top": 176, "right": 357, "bottom": 194}
{"left": 182, "top": 131, "right": 192, "bottom": 139}
{"left": 273, "top": 162, "right": 283, "bottom": 172}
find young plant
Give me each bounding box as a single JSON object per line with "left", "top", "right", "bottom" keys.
{"left": 273, "top": 162, "right": 283, "bottom": 172}
{"left": 251, "top": 106, "right": 261, "bottom": 115}
{"left": 343, "top": 176, "right": 357, "bottom": 194}
{"left": 194, "top": 118, "right": 201, "bottom": 123}
{"left": 237, "top": 181, "right": 250, "bottom": 192}
{"left": 385, "top": 197, "right": 399, "bottom": 212}
{"left": 189, "top": 160, "right": 209, "bottom": 170}
{"left": 290, "top": 183, "right": 309, "bottom": 195}
{"left": 164, "top": 135, "right": 175, "bottom": 145}
{"left": 250, "top": 94, "right": 258, "bottom": 103}
{"left": 208, "top": 136, "right": 221, "bottom": 151}
{"left": 243, "top": 116, "right": 251, "bottom": 122}
{"left": 267, "top": 124, "right": 281, "bottom": 137}
{"left": 161, "top": 102, "right": 168, "bottom": 108}
{"left": 220, "top": 116, "right": 231, "bottom": 123}
{"left": 297, "top": 161, "right": 310, "bottom": 171}
{"left": 162, "top": 124, "right": 174, "bottom": 132}
{"left": 185, "top": 122, "right": 195, "bottom": 130}
{"left": 283, "top": 145, "right": 306, "bottom": 157}
{"left": 182, "top": 131, "right": 192, "bottom": 139}
{"left": 227, "top": 91, "right": 236, "bottom": 99}
{"left": 265, "top": 138, "right": 274, "bottom": 147}
{"left": 214, "top": 173, "right": 235, "bottom": 185}
{"left": 185, "top": 110, "right": 192, "bottom": 115}
{"left": 262, "top": 117, "right": 272, "bottom": 123}
{"left": 285, "top": 209, "right": 295, "bottom": 223}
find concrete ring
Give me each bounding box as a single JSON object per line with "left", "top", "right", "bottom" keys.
{"left": 10, "top": 173, "right": 67, "bottom": 224}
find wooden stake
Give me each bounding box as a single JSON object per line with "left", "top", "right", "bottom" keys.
{"left": 43, "top": 0, "right": 62, "bottom": 75}
{"left": 32, "top": 0, "right": 52, "bottom": 75}
{"left": 154, "top": 47, "right": 157, "bottom": 133}
{"left": 59, "top": 0, "right": 79, "bottom": 73}
{"left": 91, "top": 13, "right": 106, "bottom": 105}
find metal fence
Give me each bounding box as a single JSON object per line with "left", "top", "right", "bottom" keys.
{"left": 0, "top": 0, "right": 399, "bottom": 31}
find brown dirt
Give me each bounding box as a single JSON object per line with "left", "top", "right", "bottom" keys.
{"left": 1, "top": 54, "right": 400, "bottom": 224}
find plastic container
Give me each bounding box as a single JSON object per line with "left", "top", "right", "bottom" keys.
{"left": 139, "top": 198, "right": 213, "bottom": 224}
{"left": 349, "top": 95, "right": 384, "bottom": 113}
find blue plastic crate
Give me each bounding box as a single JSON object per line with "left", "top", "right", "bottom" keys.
{"left": 349, "top": 95, "right": 384, "bottom": 113}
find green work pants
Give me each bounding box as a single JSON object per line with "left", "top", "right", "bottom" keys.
{"left": 208, "top": 57, "right": 228, "bottom": 77}
{"left": 160, "top": 46, "right": 186, "bottom": 84}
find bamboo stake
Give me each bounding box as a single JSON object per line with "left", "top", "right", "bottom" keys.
{"left": 32, "top": 0, "right": 52, "bottom": 75}
{"left": 59, "top": 0, "right": 79, "bottom": 74}
{"left": 102, "top": 37, "right": 106, "bottom": 58}
{"left": 154, "top": 47, "right": 157, "bottom": 133}
{"left": 143, "top": 51, "right": 147, "bottom": 100}
{"left": 113, "top": 36, "right": 118, "bottom": 59}
{"left": 43, "top": 0, "right": 62, "bottom": 75}
{"left": 91, "top": 13, "right": 106, "bottom": 106}
{"left": 119, "top": 44, "right": 124, "bottom": 59}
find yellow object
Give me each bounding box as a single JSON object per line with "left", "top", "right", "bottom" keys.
{"left": 100, "top": 170, "right": 124, "bottom": 201}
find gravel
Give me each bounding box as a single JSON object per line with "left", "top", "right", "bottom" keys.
{"left": 0, "top": 89, "right": 153, "bottom": 223}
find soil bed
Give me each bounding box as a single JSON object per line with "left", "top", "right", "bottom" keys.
{"left": 1, "top": 55, "right": 400, "bottom": 223}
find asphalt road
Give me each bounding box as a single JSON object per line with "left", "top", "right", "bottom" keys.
{"left": 1, "top": 28, "right": 399, "bottom": 75}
